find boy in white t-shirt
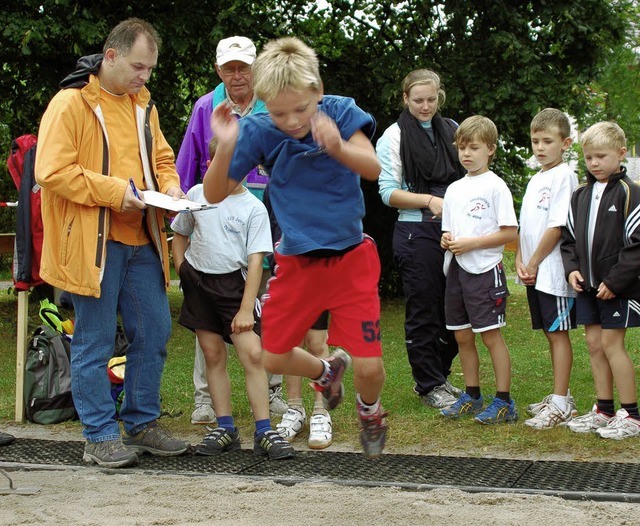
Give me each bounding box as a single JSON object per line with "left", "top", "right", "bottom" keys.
{"left": 172, "top": 138, "right": 294, "bottom": 460}
{"left": 516, "top": 108, "right": 579, "bottom": 429}
{"left": 440, "top": 115, "right": 519, "bottom": 424}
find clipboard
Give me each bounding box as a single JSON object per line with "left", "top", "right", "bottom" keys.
{"left": 141, "top": 190, "right": 217, "bottom": 212}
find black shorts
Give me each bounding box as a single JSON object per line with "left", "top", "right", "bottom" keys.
{"left": 445, "top": 258, "right": 509, "bottom": 333}
{"left": 311, "top": 311, "right": 330, "bottom": 331}
{"left": 576, "top": 290, "right": 640, "bottom": 329}
{"left": 526, "top": 287, "right": 576, "bottom": 332}
{"left": 178, "top": 260, "right": 261, "bottom": 344}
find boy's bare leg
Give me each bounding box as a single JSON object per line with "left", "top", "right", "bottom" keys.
{"left": 545, "top": 330, "right": 573, "bottom": 396}
{"left": 480, "top": 328, "right": 511, "bottom": 393}
{"left": 352, "top": 356, "right": 385, "bottom": 404}
{"left": 264, "top": 346, "right": 325, "bottom": 378}
{"left": 196, "top": 330, "right": 232, "bottom": 418}
{"left": 602, "top": 328, "right": 637, "bottom": 404}
{"left": 584, "top": 324, "right": 614, "bottom": 399}
{"left": 455, "top": 328, "right": 480, "bottom": 388}
{"left": 231, "top": 331, "right": 270, "bottom": 421}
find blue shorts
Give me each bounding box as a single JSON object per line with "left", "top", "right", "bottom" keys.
{"left": 526, "top": 287, "right": 576, "bottom": 332}
{"left": 576, "top": 290, "right": 640, "bottom": 329}
{"left": 445, "top": 258, "right": 509, "bottom": 333}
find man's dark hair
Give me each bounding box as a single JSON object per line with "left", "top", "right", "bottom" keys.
{"left": 103, "top": 18, "right": 161, "bottom": 55}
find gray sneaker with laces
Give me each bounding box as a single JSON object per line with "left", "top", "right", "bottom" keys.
{"left": 421, "top": 384, "right": 457, "bottom": 409}
{"left": 83, "top": 437, "right": 138, "bottom": 468}
{"left": 269, "top": 385, "right": 289, "bottom": 416}
{"left": 123, "top": 421, "right": 190, "bottom": 456}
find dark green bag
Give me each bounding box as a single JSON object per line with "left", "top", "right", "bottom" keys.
{"left": 23, "top": 325, "right": 77, "bottom": 424}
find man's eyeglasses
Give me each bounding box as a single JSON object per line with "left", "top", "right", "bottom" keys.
{"left": 219, "top": 64, "right": 252, "bottom": 76}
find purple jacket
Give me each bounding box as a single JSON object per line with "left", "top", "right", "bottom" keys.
{"left": 176, "top": 82, "right": 268, "bottom": 196}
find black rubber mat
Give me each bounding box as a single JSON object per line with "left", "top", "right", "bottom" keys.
{"left": 1, "top": 438, "right": 638, "bottom": 502}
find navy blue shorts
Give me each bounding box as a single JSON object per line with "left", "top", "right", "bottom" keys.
{"left": 178, "top": 260, "right": 261, "bottom": 344}
{"left": 576, "top": 290, "right": 640, "bottom": 329}
{"left": 526, "top": 287, "right": 576, "bottom": 332}
{"left": 445, "top": 258, "right": 509, "bottom": 333}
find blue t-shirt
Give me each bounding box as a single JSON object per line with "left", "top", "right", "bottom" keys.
{"left": 228, "top": 95, "right": 376, "bottom": 256}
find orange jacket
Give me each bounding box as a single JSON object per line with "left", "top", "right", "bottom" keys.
{"left": 35, "top": 73, "right": 179, "bottom": 297}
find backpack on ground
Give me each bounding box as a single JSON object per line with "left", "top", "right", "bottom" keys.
{"left": 23, "top": 325, "right": 77, "bottom": 424}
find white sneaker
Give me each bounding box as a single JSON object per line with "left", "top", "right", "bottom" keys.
{"left": 526, "top": 391, "right": 578, "bottom": 417}
{"left": 596, "top": 409, "right": 640, "bottom": 440}
{"left": 276, "top": 407, "right": 306, "bottom": 442}
{"left": 308, "top": 412, "right": 333, "bottom": 449}
{"left": 566, "top": 404, "right": 613, "bottom": 433}
{"left": 524, "top": 401, "right": 572, "bottom": 429}
{"left": 191, "top": 403, "right": 216, "bottom": 425}
{"left": 269, "top": 385, "right": 289, "bottom": 416}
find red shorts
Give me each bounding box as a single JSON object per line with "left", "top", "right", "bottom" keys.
{"left": 261, "top": 237, "right": 382, "bottom": 358}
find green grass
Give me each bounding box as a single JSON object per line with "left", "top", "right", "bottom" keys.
{"left": 1, "top": 276, "right": 640, "bottom": 462}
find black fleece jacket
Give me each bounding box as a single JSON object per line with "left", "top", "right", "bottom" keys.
{"left": 561, "top": 166, "right": 640, "bottom": 300}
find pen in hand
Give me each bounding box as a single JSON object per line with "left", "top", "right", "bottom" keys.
{"left": 129, "top": 178, "right": 142, "bottom": 200}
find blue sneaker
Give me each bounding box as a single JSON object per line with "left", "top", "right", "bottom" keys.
{"left": 440, "top": 392, "right": 484, "bottom": 418}
{"left": 475, "top": 397, "right": 519, "bottom": 424}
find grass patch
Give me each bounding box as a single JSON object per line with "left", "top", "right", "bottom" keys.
{"left": 1, "top": 279, "right": 639, "bottom": 462}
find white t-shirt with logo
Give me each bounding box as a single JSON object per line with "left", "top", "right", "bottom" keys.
{"left": 442, "top": 170, "right": 518, "bottom": 274}
{"left": 517, "top": 163, "right": 578, "bottom": 297}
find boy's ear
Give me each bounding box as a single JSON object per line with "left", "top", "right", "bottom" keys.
{"left": 206, "top": 160, "right": 211, "bottom": 168}
{"left": 488, "top": 144, "right": 497, "bottom": 156}
{"left": 562, "top": 137, "right": 573, "bottom": 150}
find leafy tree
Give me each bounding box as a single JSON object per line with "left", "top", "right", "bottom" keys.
{"left": 0, "top": 0, "right": 633, "bottom": 295}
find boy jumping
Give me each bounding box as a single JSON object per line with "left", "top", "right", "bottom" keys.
{"left": 203, "top": 37, "right": 387, "bottom": 457}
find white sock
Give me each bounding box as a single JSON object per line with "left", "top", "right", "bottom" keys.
{"left": 552, "top": 394, "right": 567, "bottom": 411}
{"left": 357, "top": 393, "right": 380, "bottom": 415}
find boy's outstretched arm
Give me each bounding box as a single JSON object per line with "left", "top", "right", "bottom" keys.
{"left": 312, "top": 112, "right": 381, "bottom": 181}
{"left": 203, "top": 103, "right": 242, "bottom": 204}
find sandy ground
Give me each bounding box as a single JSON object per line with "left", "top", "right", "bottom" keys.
{"left": 1, "top": 424, "right": 638, "bottom": 525}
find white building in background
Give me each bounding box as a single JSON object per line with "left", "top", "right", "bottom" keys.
{"left": 626, "top": 146, "right": 640, "bottom": 182}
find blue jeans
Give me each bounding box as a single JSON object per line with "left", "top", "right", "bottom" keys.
{"left": 70, "top": 241, "right": 171, "bottom": 442}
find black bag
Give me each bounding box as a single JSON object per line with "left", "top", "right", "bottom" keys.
{"left": 23, "top": 325, "right": 77, "bottom": 424}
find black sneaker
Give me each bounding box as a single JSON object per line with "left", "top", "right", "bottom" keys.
{"left": 123, "top": 421, "right": 190, "bottom": 456}
{"left": 194, "top": 427, "right": 241, "bottom": 455}
{"left": 254, "top": 430, "right": 296, "bottom": 460}
{"left": 311, "top": 348, "right": 352, "bottom": 410}
{"left": 358, "top": 404, "right": 388, "bottom": 459}
{"left": 0, "top": 431, "right": 15, "bottom": 447}
{"left": 83, "top": 438, "right": 138, "bottom": 468}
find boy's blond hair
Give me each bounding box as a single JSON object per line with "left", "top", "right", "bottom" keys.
{"left": 455, "top": 115, "right": 498, "bottom": 162}
{"left": 531, "top": 108, "right": 571, "bottom": 139}
{"left": 401, "top": 69, "right": 446, "bottom": 110}
{"left": 252, "top": 37, "right": 322, "bottom": 102}
{"left": 580, "top": 121, "right": 627, "bottom": 151}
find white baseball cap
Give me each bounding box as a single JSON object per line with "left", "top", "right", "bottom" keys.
{"left": 216, "top": 36, "right": 256, "bottom": 66}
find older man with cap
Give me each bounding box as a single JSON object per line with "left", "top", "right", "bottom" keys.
{"left": 175, "top": 36, "right": 286, "bottom": 425}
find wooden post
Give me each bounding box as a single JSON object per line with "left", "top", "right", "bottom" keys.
{"left": 15, "top": 290, "right": 29, "bottom": 422}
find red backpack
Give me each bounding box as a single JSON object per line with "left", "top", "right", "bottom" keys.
{"left": 6, "top": 134, "right": 44, "bottom": 291}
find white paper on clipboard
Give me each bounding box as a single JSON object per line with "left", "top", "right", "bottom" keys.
{"left": 141, "top": 191, "right": 216, "bottom": 212}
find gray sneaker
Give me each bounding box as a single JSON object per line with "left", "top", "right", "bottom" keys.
{"left": 123, "top": 421, "right": 190, "bottom": 456}
{"left": 444, "top": 380, "right": 462, "bottom": 398}
{"left": 269, "top": 385, "right": 289, "bottom": 416}
{"left": 83, "top": 438, "right": 138, "bottom": 468}
{"left": 421, "top": 384, "right": 457, "bottom": 409}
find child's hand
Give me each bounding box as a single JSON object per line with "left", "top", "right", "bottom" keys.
{"left": 231, "top": 308, "right": 255, "bottom": 334}
{"left": 311, "top": 111, "right": 342, "bottom": 156}
{"left": 596, "top": 282, "right": 616, "bottom": 300}
{"left": 515, "top": 260, "right": 535, "bottom": 285}
{"left": 441, "top": 232, "right": 453, "bottom": 250}
{"left": 568, "top": 270, "right": 585, "bottom": 292}
{"left": 447, "top": 237, "right": 476, "bottom": 256}
{"left": 210, "top": 102, "right": 239, "bottom": 145}
{"left": 427, "top": 195, "right": 444, "bottom": 218}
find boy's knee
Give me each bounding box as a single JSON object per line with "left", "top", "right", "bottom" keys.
{"left": 353, "top": 357, "right": 385, "bottom": 383}
{"left": 263, "top": 352, "right": 285, "bottom": 375}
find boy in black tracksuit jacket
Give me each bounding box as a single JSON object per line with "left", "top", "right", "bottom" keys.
{"left": 561, "top": 121, "right": 640, "bottom": 440}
